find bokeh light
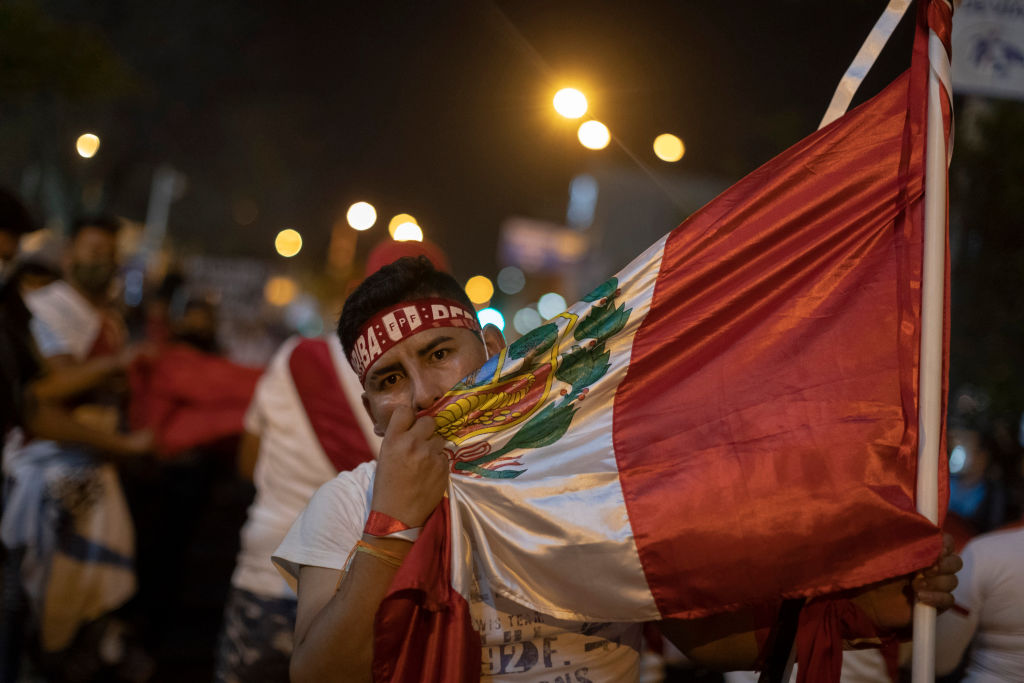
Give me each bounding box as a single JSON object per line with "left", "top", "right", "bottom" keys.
{"left": 275, "top": 228, "right": 303, "bottom": 257}
{"left": 477, "top": 307, "right": 505, "bottom": 331}
{"left": 949, "top": 444, "right": 966, "bottom": 474}
{"left": 497, "top": 266, "right": 525, "bottom": 295}
{"left": 392, "top": 222, "right": 423, "bottom": 242}
{"left": 513, "top": 307, "right": 542, "bottom": 335}
{"left": 388, "top": 213, "right": 418, "bottom": 237}
{"left": 653, "top": 133, "right": 685, "bottom": 162}
{"left": 577, "top": 120, "right": 610, "bottom": 150}
{"left": 347, "top": 201, "right": 377, "bottom": 230}
{"left": 537, "top": 292, "right": 567, "bottom": 319}
{"left": 264, "top": 276, "right": 298, "bottom": 306}
{"left": 553, "top": 88, "right": 588, "bottom": 119}
{"left": 76, "top": 133, "right": 101, "bottom": 158}
{"left": 465, "top": 275, "right": 495, "bottom": 305}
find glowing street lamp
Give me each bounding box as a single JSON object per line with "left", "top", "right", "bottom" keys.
{"left": 465, "top": 275, "right": 494, "bottom": 305}
{"left": 577, "top": 120, "right": 610, "bottom": 150}
{"left": 392, "top": 222, "right": 423, "bottom": 242}
{"left": 264, "top": 276, "right": 298, "bottom": 306}
{"left": 76, "top": 133, "right": 101, "bottom": 158}
{"left": 388, "top": 213, "right": 418, "bottom": 238}
{"left": 346, "top": 201, "right": 377, "bottom": 230}
{"left": 275, "top": 228, "right": 303, "bottom": 257}
{"left": 653, "top": 133, "right": 685, "bottom": 162}
{"left": 553, "top": 88, "right": 588, "bottom": 119}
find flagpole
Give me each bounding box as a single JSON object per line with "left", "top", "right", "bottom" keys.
{"left": 912, "top": 4, "right": 953, "bottom": 680}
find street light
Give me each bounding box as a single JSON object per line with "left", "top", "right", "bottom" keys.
{"left": 653, "top": 133, "right": 685, "bottom": 162}
{"left": 553, "top": 88, "right": 588, "bottom": 119}
{"left": 76, "top": 133, "right": 101, "bottom": 158}
{"left": 346, "top": 201, "right": 377, "bottom": 230}
{"left": 388, "top": 213, "right": 417, "bottom": 238}
{"left": 465, "top": 275, "right": 494, "bottom": 305}
{"left": 392, "top": 222, "right": 423, "bottom": 242}
{"left": 264, "top": 276, "right": 299, "bottom": 306}
{"left": 577, "top": 120, "right": 610, "bottom": 150}
{"left": 275, "top": 228, "right": 303, "bottom": 257}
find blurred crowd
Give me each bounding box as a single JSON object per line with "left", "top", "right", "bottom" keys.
{"left": 1, "top": 183, "right": 1022, "bottom": 683}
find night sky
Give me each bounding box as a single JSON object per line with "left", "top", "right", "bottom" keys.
{"left": 3, "top": 1, "right": 919, "bottom": 281}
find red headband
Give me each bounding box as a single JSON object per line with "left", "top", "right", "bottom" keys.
{"left": 348, "top": 297, "right": 482, "bottom": 383}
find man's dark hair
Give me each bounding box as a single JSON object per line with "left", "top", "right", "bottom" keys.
{"left": 338, "top": 256, "right": 475, "bottom": 359}
{"left": 0, "top": 188, "right": 37, "bottom": 236}
{"left": 70, "top": 215, "right": 120, "bottom": 240}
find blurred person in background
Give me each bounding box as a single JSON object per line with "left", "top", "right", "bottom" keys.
{"left": 935, "top": 522, "right": 1024, "bottom": 682}
{"left": 123, "top": 284, "right": 261, "bottom": 674}
{"left": 173, "top": 297, "right": 221, "bottom": 355}
{"left": 947, "top": 417, "right": 1008, "bottom": 536}
{"left": 214, "top": 333, "right": 379, "bottom": 683}
{"left": 3, "top": 214, "right": 155, "bottom": 682}
{"left": 0, "top": 188, "right": 36, "bottom": 283}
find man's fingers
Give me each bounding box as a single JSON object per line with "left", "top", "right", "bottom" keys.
{"left": 409, "top": 415, "right": 440, "bottom": 441}
{"left": 384, "top": 405, "right": 416, "bottom": 440}
{"left": 923, "top": 551, "right": 963, "bottom": 577}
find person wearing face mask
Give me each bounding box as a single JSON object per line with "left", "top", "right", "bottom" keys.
{"left": 24, "top": 216, "right": 127, "bottom": 369}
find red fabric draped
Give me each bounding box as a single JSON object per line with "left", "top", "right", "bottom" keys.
{"left": 372, "top": 499, "right": 479, "bottom": 682}
{"left": 288, "top": 338, "right": 374, "bottom": 472}
{"left": 794, "top": 600, "right": 880, "bottom": 683}
{"left": 129, "top": 344, "right": 262, "bottom": 458}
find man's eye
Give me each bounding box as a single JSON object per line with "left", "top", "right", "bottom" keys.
{"left": 381, "top": 374, "right": 400, "bottom": 388}
{"left": 431, "top": 348, "right": 449, "bottom": 361}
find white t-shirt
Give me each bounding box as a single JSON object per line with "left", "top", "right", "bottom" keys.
{"left": 25, "top": 280, "right": 100, "bottom": 361}
{"left": 273, "top": 461, "right": 642, "bottom": 682}
{"left": 232, "top": 336, "right": 379, "bottom": 598}
{"left": 723, "top": 648, "right": 891, "bottom": 683}
{"left": 935, "top": 525, "right": 1024, "bottom": 682}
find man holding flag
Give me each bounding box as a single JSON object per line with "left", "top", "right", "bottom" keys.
{"left": 274, "top": 256, "right": 959, "bottom": 682}
{"left": 277, "top": 1, "right": 961, "bottom": 679}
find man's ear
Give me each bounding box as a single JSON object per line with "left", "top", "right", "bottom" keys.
{"left": 482, "top": 324, "right": 506, "bottom": 357}
{"left": 362, "top": 393, "right": 386, "bottom": 437}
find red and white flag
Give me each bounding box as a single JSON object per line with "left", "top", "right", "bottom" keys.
{"left": 374, "top": 2, "right": 953, "bottom": 680}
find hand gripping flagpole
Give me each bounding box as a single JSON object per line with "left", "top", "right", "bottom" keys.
{"left": 913, "top": 1, "right": 953, "bottom": 681}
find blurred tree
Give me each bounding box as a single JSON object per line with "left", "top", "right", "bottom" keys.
{"left": 0, "top": 1, "right": 139, "bottom": 227}
{"left": 949, "top": 97, "right": 1024, "bottom": 421}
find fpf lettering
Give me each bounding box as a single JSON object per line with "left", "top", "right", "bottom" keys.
{"left": 404, "top": 305, "right": 423, "bottom": 330}
{"left": 382, "top": 312, "right": 403, "bottom": 341}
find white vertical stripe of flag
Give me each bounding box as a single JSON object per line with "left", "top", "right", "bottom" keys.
{"left": 448, "top": 234, "right": 669, "bottom": 622}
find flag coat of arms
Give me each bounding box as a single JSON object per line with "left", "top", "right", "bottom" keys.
{"left": 374, "top": 1, "right": 953, "bottom": 679}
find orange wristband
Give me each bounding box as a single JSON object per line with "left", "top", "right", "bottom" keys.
{"left": 364, "top": 510, "right": 421, "bottom": 542}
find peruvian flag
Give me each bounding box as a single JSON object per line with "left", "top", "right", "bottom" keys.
{"left": 375, "top": 2, "right": 952, "bottom": 680}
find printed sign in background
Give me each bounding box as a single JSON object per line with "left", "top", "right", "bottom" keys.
{"left": 952, "top": 0, "right": 1024, "bottom": 100}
